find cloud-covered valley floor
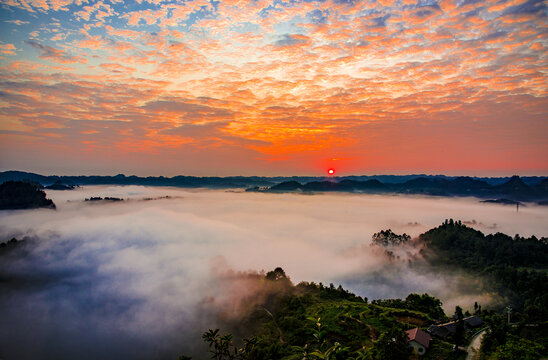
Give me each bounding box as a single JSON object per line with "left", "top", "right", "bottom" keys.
{"left": 1, "top": 186, "right": 547, "bottom": 359}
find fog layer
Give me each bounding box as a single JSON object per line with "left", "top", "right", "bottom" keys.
{"left": 1, "top": 186, "right": 546, "bottom": 359}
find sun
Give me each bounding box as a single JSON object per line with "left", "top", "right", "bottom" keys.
{"left": 328, "top": 169, "right": 335, "bottom": 175}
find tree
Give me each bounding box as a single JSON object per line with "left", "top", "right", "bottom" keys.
{"left": 405, "top": 293, "right": 445, "bottom": 320}
{"left": 454, "top": 306, "right": 465, "bottom": 347}
{"left": 370, "top": 327, "right": 411, "bottom": 360}
{"left": 266, "top": 267, "right": 291, "bottom": 283}
{"left": 201, "top": 329, "right": 257, "bottom": 360}
{"left": 371, "top": 230, "right": 411, "bottom": 247}
{"left": 481, "top": 314, "right": 509, "bottom": 355}
{"left": 473, "top": 302, "right": 483, "bottom": 315}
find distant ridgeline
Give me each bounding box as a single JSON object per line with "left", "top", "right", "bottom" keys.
{"left": 1, "top": 171, "right": 547, "bottom": 203}
{"left": 0, "top": 181, "right": 55, "bottom": 210}
{"left": 257, "top": 176, "right": 548, "bottom": 203}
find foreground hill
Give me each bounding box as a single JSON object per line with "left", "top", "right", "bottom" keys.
{"left": 178, "top": 223, "right": 548, "bottom": 359}
{"left": 181, "top": 268, "right": 461, "bottom": 360}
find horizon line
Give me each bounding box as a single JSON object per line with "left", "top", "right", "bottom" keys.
{"left": 1, "top": 169, "right": 547, "bottom": 179}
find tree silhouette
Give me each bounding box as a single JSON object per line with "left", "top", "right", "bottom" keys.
{"left": 0, "top": 180, "right": 55, "bottom": 209}
{"left": 454, "top": 306, "right": 465, "bottom": 347}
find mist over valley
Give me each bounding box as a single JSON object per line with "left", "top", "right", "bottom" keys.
{"left": 1, "top": 186, "right": 546, "bottom": 359}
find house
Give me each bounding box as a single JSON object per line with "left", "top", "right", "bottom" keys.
{"left": 427, "top": 324, "right": 450, "bottom": 340}
{"left": 440, "top": 321, "right": 457, "bottom": 334}
{"left": 463, "top": 315, "right": 484, "bottom": 329}
{"left": 427, "top": 316, "right": 484, "bottom": 340}
{"left": 406, "top": 328, "right": 432, "bottom": 356}
{"left": 427, "top": 321, "right": 456, "bottom": 339}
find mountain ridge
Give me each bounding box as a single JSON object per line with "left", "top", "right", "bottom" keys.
{"left": 1, "top": 171, "right": 547, "bottom": 202}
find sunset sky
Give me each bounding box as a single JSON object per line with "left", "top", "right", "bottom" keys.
{"left": 0, "top": 0, "right": 547, "bottom": 176}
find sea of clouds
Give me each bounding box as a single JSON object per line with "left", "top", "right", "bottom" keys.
{"left": 1, "top": 186, "right": 546, "bottom": 359}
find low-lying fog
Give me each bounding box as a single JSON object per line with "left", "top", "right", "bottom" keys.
{"left": 1, "top": 186, "right": 547, "bottom": 359}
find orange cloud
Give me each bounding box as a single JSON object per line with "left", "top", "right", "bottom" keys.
{"left": 0, "top": 43, "right": 17, "bottom": 56}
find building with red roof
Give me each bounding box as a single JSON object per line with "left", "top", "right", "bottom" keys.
{"left": 406, "top": 327, "right": 432, "bottom": 356}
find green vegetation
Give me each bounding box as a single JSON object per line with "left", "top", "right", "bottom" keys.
{"left": 420, "top": 219, "right": 548, "bottom": 321}
{"left": 174, "top": 221, "right": 548, "bottom": 359}
{"left": 179, "top": 268, "right": 464, "bottom": 360}
{"left": 0, "top": 180, "right": 55, "bottom": 210}
{"left": 488, "top": 336, "right": 545, "bottom": 360}
{"left": 423, "top": 341, "right": 465, "bottom": 360}
{"left": 371, "top": 293, "right": 446, "bottom": 321}
{"left": 371, "top": 229, "right": 411, "bottom": 247}
{"left": 179, "top": 221, "right": 548, "bottom": 359}
{"left": 418, "top": 220, "right": 548, "bottom": 359}
{"left": 420, "top": 219, "right": 548, "bottom": 269}
{"left": 479, "top": 313, "right": 548, "bottom": 360}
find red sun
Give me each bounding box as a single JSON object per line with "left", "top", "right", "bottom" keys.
{"left": 328, "top": 169, "right": 335, "bottom": 175}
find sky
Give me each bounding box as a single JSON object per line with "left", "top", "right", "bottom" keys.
{"left": 0, "top": 0, "right": 547, "bottom": 176}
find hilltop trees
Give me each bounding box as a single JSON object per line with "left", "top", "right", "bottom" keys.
{"left": 371, "top": 229, "right": 411, "bottom": 247}
{"left": 405, "top": 294, "right": 445, "bottom": 321}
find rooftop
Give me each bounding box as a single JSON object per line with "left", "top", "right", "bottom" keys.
{"left": 407, "top": 327, "right": 432, "bottom": 349}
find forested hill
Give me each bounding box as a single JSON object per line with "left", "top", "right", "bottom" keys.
{"left": 420, "top": 219, "right": 548, "bottom": 269}
{"left": 419, "top": 220, "right": 548, "bottom": 321}
{"left": 0, "top": 181, "right": 55, "bottom": 210}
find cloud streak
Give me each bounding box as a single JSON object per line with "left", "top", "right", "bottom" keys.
{"left": 26, "top": 41, "right": 87, "bottom": 64}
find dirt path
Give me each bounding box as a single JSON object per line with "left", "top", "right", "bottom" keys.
{"left": 466, "top": 329, "right": 487, "bottom": 360}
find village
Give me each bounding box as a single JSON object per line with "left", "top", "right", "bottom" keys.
{"left": 406, "top": 315, "right": 485, "bottom": 358}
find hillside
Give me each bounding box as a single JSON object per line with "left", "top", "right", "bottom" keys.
{"left": 0, "top": 181, "right": 55, "bottom": 210}
{"left": 179, "top": 224, "right": 548, "bottom": 359}
{"left": 183, "top": 268, "right": 462, "bottom": 360}
{"left": 419, "top": 220, "right": 548, "bottom": 320}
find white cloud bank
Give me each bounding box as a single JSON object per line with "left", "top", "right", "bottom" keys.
{"left": 0, "top": 186, "right": 546, "bottom": 359}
